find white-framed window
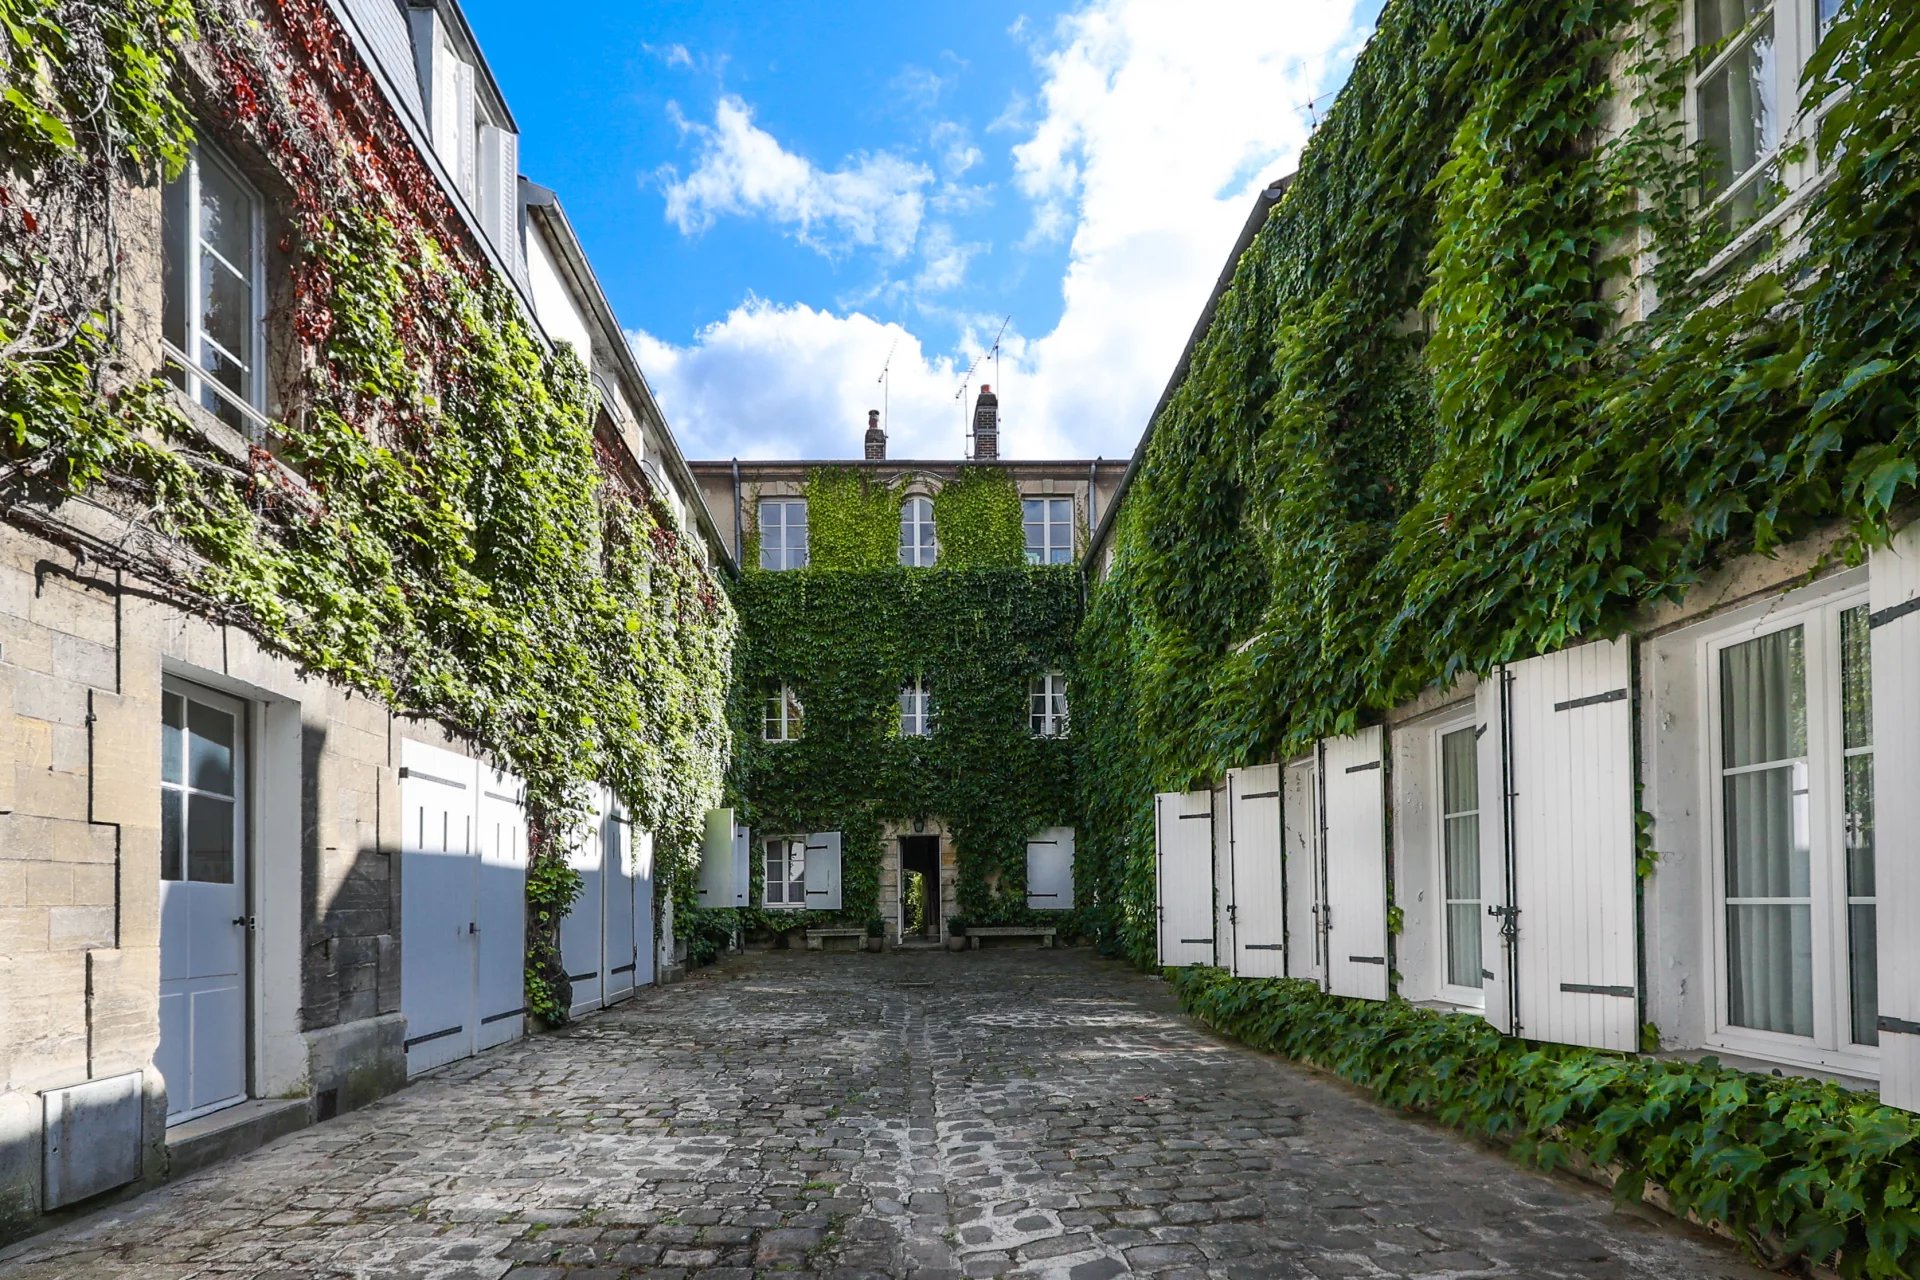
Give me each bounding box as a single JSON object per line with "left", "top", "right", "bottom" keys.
{"left": 1435, "top": 723, "right": 1483, "bottom": 1004}
{"left": 1023, "top": 497, "right": 1074, "bottom": 566}
{"left": 763, "top": 685, "right": 803, "bottom": 742}
{"left": 162, "top": 142, "right": 266, "bottom": 436}
{"left": 1029, "top": 672, "right": 1069, "bottom": 738}
{"left": 759, "top": 500, "right": 809, "bottom": 570}
{"left": 899, "top": 677, "right": 934, "bottom": 738}
{"left": 1688, "top": 0, "right": 1848, "bottom": 236}
{"left": 763, "top": 836, "right": 807, "bottom": 908}
{"left": 1703, "top": 588, "right": 1877, "bottom": 1070}
{"left": 900, "top": 496, "right": 937, "bottom": 567}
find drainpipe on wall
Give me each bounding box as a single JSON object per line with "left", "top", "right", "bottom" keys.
{"left": 1087, "top": 460, "right": 1099, "bottom": 543}
{"left": 731, "top": 458, "right": 743, "bottom": 563}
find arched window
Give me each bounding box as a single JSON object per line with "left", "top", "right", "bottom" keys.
{"left": 900, "top": 496, "right": 937, "bottom": 567}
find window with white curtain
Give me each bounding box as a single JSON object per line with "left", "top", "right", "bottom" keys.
{"left": 763, "top": 686, "right": 803, "bottom": 742}
{"left": 1029, "top": 672, "right": 1068, "bottom": 738}
{"left": 763, "top": 837, "right": 806, "bottom": 908}
{"left": 1437, "top": 725, "right": 1483, "bottom": 1000}
{"left": 1690, "top": 0, "right": 1850, "bottom": 237}
{"left": 899, "top": 677, "right": 934, "bottom": 738}
{"left": 1710, "top": 595, "right": 1875, "bottom": 1063}
{"left": 1023, "top": 498, "right": 1074, "bottom": 565}
{"left": 900, "top": 496, "right": 937, "bottom": 567}
{"left": 759, "top": 500, "right": 809, "bottom": 570}
{"left": 162, "top": 142, "right": 265, "bottom": 436}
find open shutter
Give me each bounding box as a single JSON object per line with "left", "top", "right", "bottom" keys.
{"left": 1212, "top": 783, "right": 1234, "bottom": 968}
{"left": 1155, "top": 790, "right": 1214, "bottom": 967}
{"left": 1322, "top": 727, "right": 1388, "bottom": 1000}
{"left": 1282, "top": 759, "right": 1321, "bottom": 983}
{"left": 1506, "top": 639, "right": 1638, "bottom": 1050}
{"left": 1025, "top": 828, "right": 1074, "bottom": 910}
{"left": 804, "top": 832, "right": 843, "bottom": 911}
{"left": 1872, "top": 525, "right": 1920, "bottom": 1111}
{"left": 1227, "top": 765, "right": 1285, "bottom": 978}
{"left": 697, "top": 808, "right": 736, "bottom": 908}
{"left": 732, "top": 822, "right": 751, "bottom": 908}
{"left": 1476, "top": 673, "right": 1517, "bottom": 1034}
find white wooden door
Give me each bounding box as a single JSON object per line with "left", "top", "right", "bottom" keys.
{"left": 632, "top": 828, "right": 657, "bottom": 988}
{"left": 603, "top": 803, "right": 639, "bottom": 1005}
{"left": 1227, "top": 765, "right": 1285, "bottom": 978}
{"left": 400, "top": 738, "right": 479, "bottom": 1076}
{"left": 1156, "top": 790, "right": 1215, "bottom": 966}
{"left": 1322, "top": 728, "right": 1388, "bottom": 1000}
{"left": 473, "top": 764, "right": 528, "bottom": 1051}
{"left": 559, "top": 787, "right": 608, "bottom": 1015}
{"left": 1026, "top": 827, "right": 1075, "bottom": 910}
{"left": 1282, "top": 758, "right": 1323, "bottom": 983}
{"left": 1871, "top": 525, "right": 1920, "bottom": 1111}
{"left": 1476, "top": 673, "right": 1516, "bottom": 1034}
{"left": 157, "top": 681, "right": 249, "bottom": 1123}
{"left": 1504, "top": 639, "right": 1638, "bottom": 1050}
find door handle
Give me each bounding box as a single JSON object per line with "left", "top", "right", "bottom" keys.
{"left": 231, "top": 916, "right": 255, "bottom": 931}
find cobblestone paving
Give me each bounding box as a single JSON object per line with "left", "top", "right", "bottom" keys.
{"left": 1, "top": 949, "right": 1770, "bottom": 1280}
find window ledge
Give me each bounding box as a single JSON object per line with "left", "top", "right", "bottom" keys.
{"left": 1410, "top": 997, "right": 1486, "bottom": 1018}
{"left": 1656, "top": 1046, "right": 1877, "bottom": 1093}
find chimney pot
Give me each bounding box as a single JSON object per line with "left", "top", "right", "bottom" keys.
{"left": 864, "top": 408, "right": 887, "bottom": 460}
{"left": 972, "top": 385, "right": 999, "bottom": 460}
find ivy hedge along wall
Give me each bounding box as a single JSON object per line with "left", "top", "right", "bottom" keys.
{"left": 719, "top": 466, "right": 1078, "bottom": 943}
{"left": 1076, "top": 0, "right": 1920, "bottom": 1272}
{"left": 1, "top": 0, "right": 734, "bottom": 1023}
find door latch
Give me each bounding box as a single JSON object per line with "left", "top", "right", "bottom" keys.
{"left": 231, "top": 915, "right": 255, "bottom": 931}
{"left": 1487, "top": 904, "right": 1520, "bottom": 942}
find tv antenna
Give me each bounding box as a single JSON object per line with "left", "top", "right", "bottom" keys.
{"left": 875, "top": 335, "right": 899, "bottom": 432}
{"left": 955, "top": 315, "right": 1011, "bottom": 457}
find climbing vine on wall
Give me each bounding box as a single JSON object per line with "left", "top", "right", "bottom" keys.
{"left": 1076, "top": 0, "right": 1920, "bottom": 966}
{"left": 0, "top": 0, "right": 735, "bottom": 1024}
{"left": 728, "top": 465, "right": 1078, "bottom": 932}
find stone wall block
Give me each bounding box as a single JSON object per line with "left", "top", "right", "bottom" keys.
{"left": 86, "top": 947, "right": 161, "bottom": 1078}
{"left": 26, "top": 576, "right": 116, "bottom": 648}
{"left": 0, "top": 951, "right": 89, "bottom": 1089}
{"left": 47, "top": 905, "right": 114, "bottom": 951}
{"left": 117, "top": 827, "right": 160, "bottom": 950}
{"left": 89, "top": 688, "right": 162, "bottom": 831}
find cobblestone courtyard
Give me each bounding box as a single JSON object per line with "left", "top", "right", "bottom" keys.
{"left": 1, "top": 950, "right": 1768, "bottom": 1280}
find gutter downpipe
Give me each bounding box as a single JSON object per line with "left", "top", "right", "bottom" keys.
{"left": 731, "top": 458, "right": 744, "bottom": 564}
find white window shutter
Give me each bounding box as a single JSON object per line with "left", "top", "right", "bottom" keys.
{"left": 697, "top": 808, "right": 735, "bottom": 908}
{"left": 804, "top": 832, "right": 843, "bottom": 911}
{"left": 1322, "top": 727, "right": 1388, "bottom": 1000}
{"left": 1476, "top": 673, "right": 1516, "bottom": 1034}
{"left": 454, "top": 60, "right": 477, "bottom": 198}
{"left": 1226, "top": 765, "right": 1285, "bottom": 978}
{"left": 1505, "top": 639, "right": 1638, "bottom": 1051}
{"left": 1155, "top": 791, "right": 1214, "bottom": 966}
{"left": 1871, "top": 525, "right": 1920, "bottom": 1112}
{"left": 1281, "top": 759, "right": 1321, "bottom": 983}
{"left": 1025, "top": 827, "right": 1074, "bottom": 910}
{"left": 732, "top": 823, "right": 751, "bottom": 908}
{"left": 1211, "top": 782, "right": 1233, "bottom": 968}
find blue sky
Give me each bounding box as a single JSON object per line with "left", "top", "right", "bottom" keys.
{"left": 462, "top": 0, "right": 1381, "bottom": 461}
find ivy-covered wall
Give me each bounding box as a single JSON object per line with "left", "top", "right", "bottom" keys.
{"left": 1074, "top": 0, "right": 1920, "bottom": 966}
{"left": 1, "top": 0, "right": 735, "bottom": 1022}
{"left": 722, "top": 466, "right": 1077, "bottom": 937}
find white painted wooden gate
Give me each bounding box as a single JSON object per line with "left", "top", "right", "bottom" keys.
{"left": 473, "top": 765, "right": 528, "bottom": 1051}
{"left": 1322, "top": 728, "right": 1388, "bottom": 1000}
{"left": 1871, "top": 525, "right": 1920, "bottom": 1112}
{"left": 1226, "top": 765, "right": 1285, "bottom": 978}
{"left": 1282, "top": 758, "right": 1323, "bottom": 983}
{"left": 803, "top": 831, "right": 844, "bottom": 911}
{"left": 1156, "top": 790, "right": 1215, "bottom": 967}
{"left": 558, "top": 787, "right": 608, "bottom": 1016}
{"left": 602, "top": 803, "right": 639, "bottom": 1005}
{"left": 1480, "top": 640, "right": 1639, "bottom": 1050}
{"left": 1025, "top": 827, "right": 1075, "bottom": 910}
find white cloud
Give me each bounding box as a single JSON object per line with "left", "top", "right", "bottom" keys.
{"left": 638, "top": 0, "right": 1365, "bottom": 461}
{"left": 660, "top": 97, "right": 933, "bottom": 260}
{"left": 913, "top": 224, "right": 984, "bottom": 294}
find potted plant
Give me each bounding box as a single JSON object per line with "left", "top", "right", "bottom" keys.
{"left": 945, "top": 916, "right": 968, "bottom": 953}
{"left": 865, "top": 918, "right": 886, "bottom": 952}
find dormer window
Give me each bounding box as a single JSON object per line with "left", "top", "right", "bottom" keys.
{"left": 410, "top": 4, "right": 519, "bottom": 269}
{"left": 900, "top": 496, "right": 937, "bottom": 567}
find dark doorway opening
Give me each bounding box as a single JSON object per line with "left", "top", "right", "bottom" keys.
{"left": 899, "top": 835, "right": 941, "bottom": 941}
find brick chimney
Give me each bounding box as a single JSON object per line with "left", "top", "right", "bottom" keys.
{"left": 972, "top": 384, "right": 999, "bottom": 460}
{"left": 864, "top": 409, "right": 886, "bottom": 460}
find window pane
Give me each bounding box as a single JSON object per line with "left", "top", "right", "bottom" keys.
{"left": 1850, "top": 903, "right": 1878, "bottom": 1046}
{"left": 162, "top": 693, "right": 184, "bottom": 785}
{"left": 187, "top": 793, "right": 235, "bottom": 884}
{"left": 1720, "top": 626, "right": 1805, "bottom": 767}
{"left": 1444, "top": 816, "right": 1481, "bottom": 902}
{"left": 187, "top": 699, "right": 236, "bottom": 794}
{"left": 1845, "top": 749, "right": 1874, "bottom": 895}
{"left": 196, "top": 158, "right": 252, "bottom": 273}
{"left": 784, "top": 689, "right": 803, "bottom": 736}
{"left": 161, "top": 787, "right": 183, "bottom": 881}
{"left": 200, "top": 249, "right": 252, "bottom": 368}
{"left": 1697, "top": 0, "right": 1766, "bottom": 46}
{"left": 1698, "top": 21, "right": 1777, "bottom": 199}
{"left": 1841, "top": 605, "right": 1871, "bottom": 750}
{"left": 1049, "top": 499, "right": 1072, "bottom": 524}
{"left": 1446, "top": 904, "right": 1482, "bottom": 990}
{"left": 198, "top": 343, "right": 250, "bottom": 430}
{"left": 162, "top": 176, "right": 189, "bottom": 351}
{"left": 1726, "top": 902, "right": 1813, "bottom": 1036}
{"left": 1439, "top": 728, "right": 1477, "bottom": 814}
{"left": 1723, "top": 763, "right": 1811, "bottom": 897}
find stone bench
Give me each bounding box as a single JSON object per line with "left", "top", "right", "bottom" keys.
{"left": 965, "top": 926, "right": 1057, "bottom": 950}
{"left": 805, "top": 927, "right": 868, "bottom": 952}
